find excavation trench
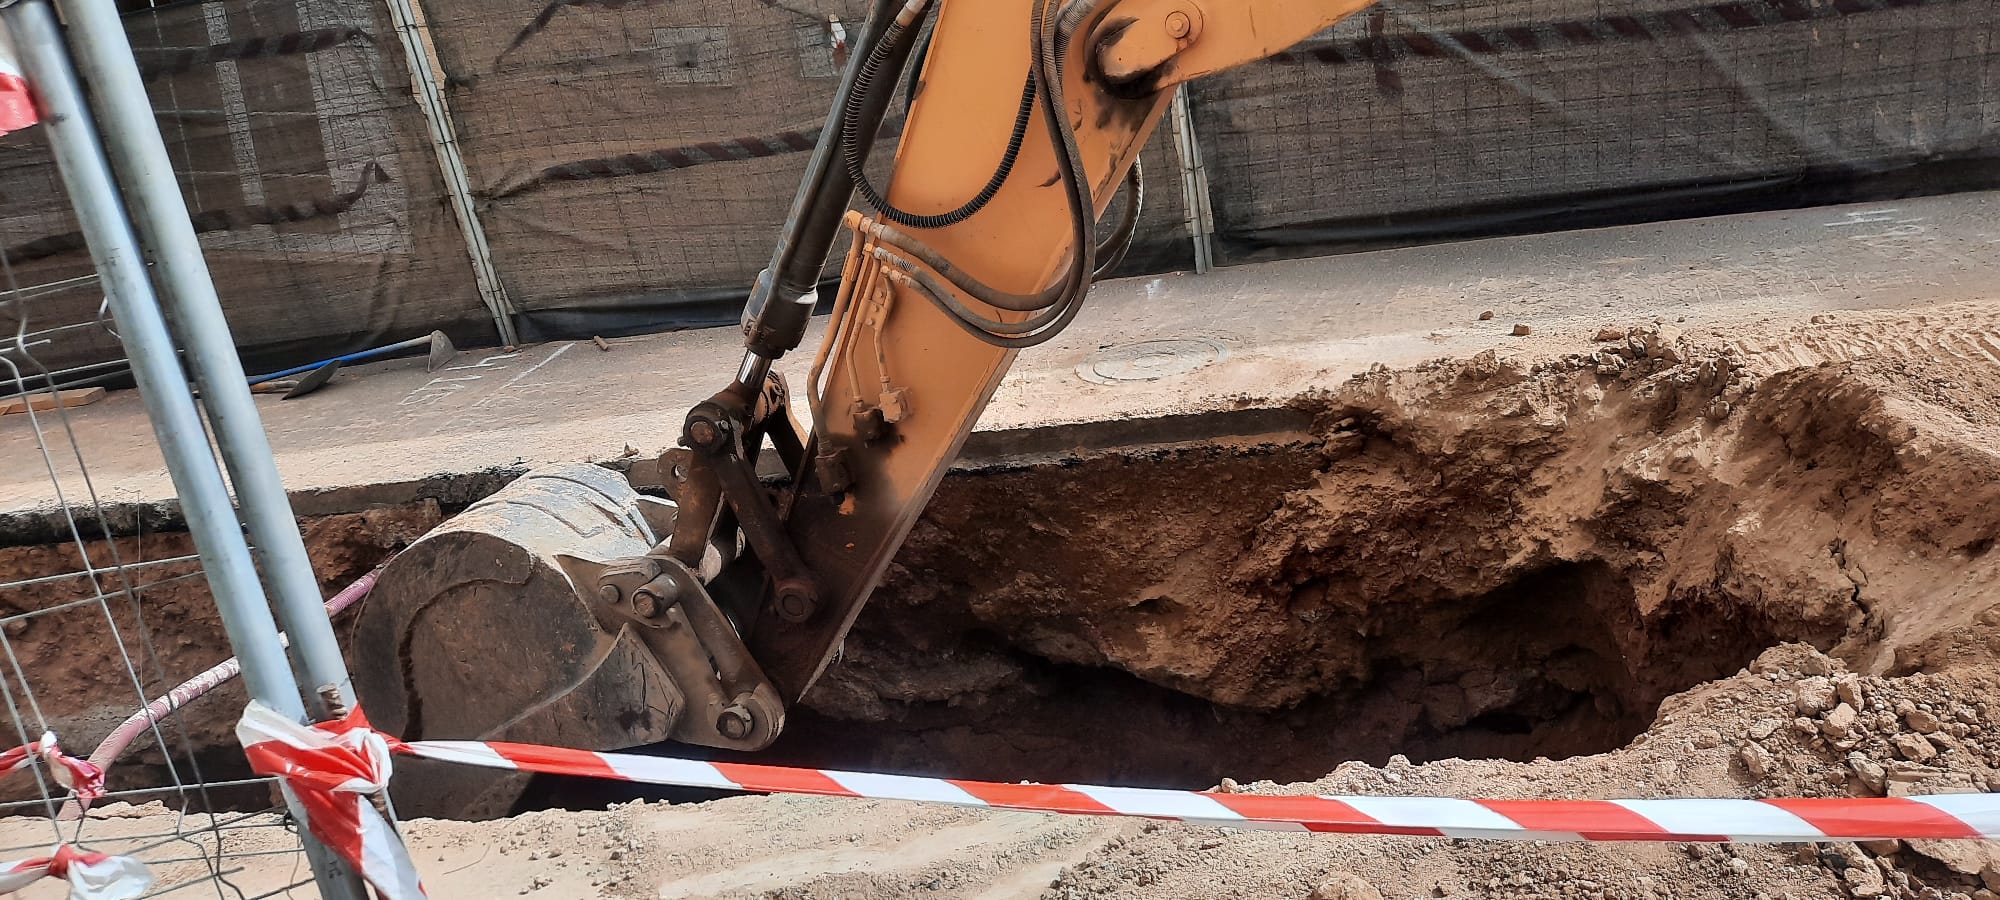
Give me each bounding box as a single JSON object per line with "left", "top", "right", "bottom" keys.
{"left": 756, "top": 558, "right": 1802, "bottom": 790}
{"left": 512, "top": 400, "right": 1852, "bottom": 811}
{"left": 517, "top": 334, "right": 1947, "bottom": 810}
{"left": 9, "top": 330, "right": 1990, "bottom": 819}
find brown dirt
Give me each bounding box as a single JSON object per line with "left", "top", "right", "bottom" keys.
{"left": 5, "top": 303, "right": 2000, "bottom": 898}
{"left": 764, "top": 305, "right": 2000, "bottom": 794}
{"left": 0, "top": 504, "right": 441, "bottom": 801}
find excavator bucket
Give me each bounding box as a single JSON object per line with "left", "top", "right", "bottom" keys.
{"left": 349, "top": 464, "right": 683, "bottom": 819}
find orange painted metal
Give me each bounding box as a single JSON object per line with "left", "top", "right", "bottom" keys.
{"left": 1094, "top": 0, "right": 1382, "bottom": 88}
{"left": 751, "top": 0, "right": 1382, "bottom": 700}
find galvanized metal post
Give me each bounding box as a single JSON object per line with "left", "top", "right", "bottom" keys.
{"left": 379, "top": 0, "right": 519, "bottom": 345}
{"left": 1167, "top": 86, "right": 1217, "bottom": 274}
{"left": 1, "top": 5, "right": 368, "bottom": 898}
{"left": 50, "top": 0, "right": 360, "bottom": 724}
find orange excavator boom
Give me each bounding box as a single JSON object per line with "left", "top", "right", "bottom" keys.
{"left": 354, "top": 0, "right": 1383, "bottom": 818}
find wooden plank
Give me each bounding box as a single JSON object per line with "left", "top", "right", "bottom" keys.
{"left": 0, "top": 387, "right": 107, "bottom": 416}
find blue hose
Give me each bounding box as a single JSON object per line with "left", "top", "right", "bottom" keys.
{"left": 247, "top": 334, "right": 434, "bottom": 385}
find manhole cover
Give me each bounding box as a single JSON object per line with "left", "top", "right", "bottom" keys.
{"left": 1076, "top": 338, "right": 1228, "bottom": 385}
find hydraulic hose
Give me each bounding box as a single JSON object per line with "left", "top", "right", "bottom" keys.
{"left": 841, "top": 0, "right": 1137, "bottom": 348}
{"left": 844, "top": 60, "right": 1038, "bottom": 230}
{"left": 1093, "top": 158, "right": 1145, "bottom": 280}
{"left": 864, "top": 154, "right": 1139, "bottom": 313}
{"left": 857, "top": 0, "right": 1104, "bottom": 348}
{"left": 741, "top": 0, "right": 913, "bottom": 360}
{"left": 63, "top": 566, "right": 385, "bottom": 819}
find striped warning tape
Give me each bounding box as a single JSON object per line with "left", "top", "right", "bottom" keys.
{"left": 0, "top": 845, "right": 151, "bottom": 898}
{"left": 0, "top": 31, "right": 35, "bottom": 137}
{"left": 244, "top": 702, "right": 2000, "bottom": 900}
{"left": 394, "top": 738, "right": 2000, "bottom": 843}
{"left": 0, "top": 732, "right": 103, "bottom": 801}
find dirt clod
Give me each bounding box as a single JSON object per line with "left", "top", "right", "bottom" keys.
{"left": 1740, "top": 743, "right": 1773, "bottom": 777}
{"left": 1837, "top": 674, "right": 1866, "bottom": 708}
{"left": 1892, "top": 732, "right": 1939, "bottom": 761}
{"left": 1908, "top": 841, "right": 2000, "bottom": 879}
{"left": 1510, "top": 323, "right": 1532, "bottom": 335}
{"left": 1309, "top": 872, "right": 1382, "bottom": 900}
{"left": 1846, "top": 861, "right": 1889, "bottom": 898}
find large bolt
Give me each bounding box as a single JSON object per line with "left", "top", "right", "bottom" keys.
{"left": 716, "top": 704, "right": 754, "bottom": 741}
{"left": 688, "top": 419, "right": 719, "bottom": 447}
{"left": 1164, "top": 10, "right": 1192, "bottom": 38}
{"left": 631, "top": 588, "right": 663, "bottom": 618}
{"left": 774, "top": 580, "right": 817, "bottom": 623}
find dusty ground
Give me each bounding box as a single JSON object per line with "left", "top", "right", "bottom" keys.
{"left": 6, "top": 191, "right": 1993, "bottom": 521}
{"left": 3, "top": 299, "right": 1999, "bottom": 898}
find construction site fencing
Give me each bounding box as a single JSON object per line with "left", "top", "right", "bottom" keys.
{"left": 1, "top": 0, "right": 389, "bottom": 893}
{"left": 0, "top": 0, "right": 489, "bottom": 385}
{"left": 1, "top": 202, "right": 330, "bottom": 899}
{"left": 1, "top": 0, "right": 1994, "bottom": 387}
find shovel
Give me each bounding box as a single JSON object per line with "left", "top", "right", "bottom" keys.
{"left": 247, "top": 330, "right": 458, "bottom": 389}
{"left": 279, "top": 359, "right": 342, "bottom": 399}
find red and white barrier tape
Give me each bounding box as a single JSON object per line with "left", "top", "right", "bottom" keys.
{"left": 0, "top": 732, "right": 104, "bottom": 802}
{"left": 241, "top": 703, "right": 2000, "bottom": 898}
{"left": 0, "top": 24, "right": 38, "bottom": 136}
{"left": 237, "top": 705, "right": 425, "bottom": 900}
{"left": 0, "top": 846, "right": 151, "bottom": 899}
{"left": 401, "top": 739, "right": 2000, "bottom": 843}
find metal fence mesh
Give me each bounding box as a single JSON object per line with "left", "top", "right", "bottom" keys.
{"left": 0, "top": 239, "right": 317, "bottom": 898}
{"left": 0, "top": 0, "right": 1993, "bottom": 893}
{"left": 1189, "top": 0, "right": 1999, "bottom": 260}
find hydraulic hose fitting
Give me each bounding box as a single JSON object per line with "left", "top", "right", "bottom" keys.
{"left": 893, "top": 0, "right": 930, "bottom": 28}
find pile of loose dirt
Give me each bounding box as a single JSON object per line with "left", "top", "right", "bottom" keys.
{"left": 1049, "top": 643, "right": 2000, "bottom": 900}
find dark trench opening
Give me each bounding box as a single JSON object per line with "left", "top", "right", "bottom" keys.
{"left": 514, "top": 560, "right": 1810, "bottom": 813}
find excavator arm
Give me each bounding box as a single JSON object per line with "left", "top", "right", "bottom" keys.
{"left": 353, "top": 0, "right": 1380, "bottom": 818}
{"left": 722, "top": 0, "right": 1380, "bottom": 706}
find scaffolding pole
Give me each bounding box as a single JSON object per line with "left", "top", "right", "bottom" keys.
{"left": 380, "top": 0, "right": 518, "bottom": 345}
{"left": 1167, "top": 86, "right": 1217, "bottom": 274}
{"left": 52, "top": 0, "right": 364, "bottom": 726}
